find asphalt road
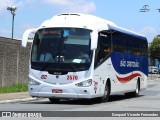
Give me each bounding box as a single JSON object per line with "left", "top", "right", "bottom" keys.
{"left": 0, "top": 78, "right": 160, "bottom": 119}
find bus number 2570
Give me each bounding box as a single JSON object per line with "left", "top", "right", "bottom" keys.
{"left": 67, "top": 75, "right": 78, "bottom": 80}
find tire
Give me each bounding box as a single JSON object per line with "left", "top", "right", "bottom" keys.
{"left": 133, "top": 80, "right": 140, "bottom": 97}
{"left": 97, "top": 82, "right": 110, "bottom": 102}
{"left": 125, "top": 80, "right": 140, "bottom": 97}
{"left": 49, "top": 98, "right": 60, "bottom": 103}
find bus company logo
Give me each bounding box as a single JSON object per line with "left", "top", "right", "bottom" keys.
{"left": 54, "top": 72, "right": 62, "bottom": 75}
{"left": 120, "top": 60, "right": 139, "bottom": 68}
{"left": 56, "top": 75, "right": 59, "bottom": 79}
{"left": 54, "top": 72, "right": 62, "bottom": 79}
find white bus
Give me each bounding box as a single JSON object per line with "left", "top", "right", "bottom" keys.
{"left": 22, "top": 13, "right": 148, "bottom": 103}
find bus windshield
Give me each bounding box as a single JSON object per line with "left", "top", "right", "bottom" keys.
{"left": 31, "top": 28, "right": 92, "bottom": 73}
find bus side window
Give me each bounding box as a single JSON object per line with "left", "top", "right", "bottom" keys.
{"left": 94, "top": 32, "right": 111, "bottom": 67}
{"left": 104, "top": 46, "right": 111, "bottom": 55}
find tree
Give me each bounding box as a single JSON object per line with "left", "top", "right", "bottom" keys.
{"left": 149, "top": 36, "right": 160, "bottom": 59}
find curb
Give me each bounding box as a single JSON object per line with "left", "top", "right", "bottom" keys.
{"left": 0, "top": 97, "right": 37, "bottom": 103}
{"left": 0, "top": 92, "right": 38, "bottom": 103}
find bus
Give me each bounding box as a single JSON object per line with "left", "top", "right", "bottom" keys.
{"left": 22, "top": 13, "right": 148, "bottom": 103}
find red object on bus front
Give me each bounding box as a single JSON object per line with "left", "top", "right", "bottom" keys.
{"left": 52, "top": 89, "right": 63, "bottom": 93}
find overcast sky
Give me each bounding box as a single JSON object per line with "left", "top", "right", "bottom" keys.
{"left": 0, "top": 0, "right": 160, "bottom": 42}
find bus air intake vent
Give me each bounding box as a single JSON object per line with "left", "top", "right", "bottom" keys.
{"left": 58, "top": 13, "right": 80, "bottom": 16}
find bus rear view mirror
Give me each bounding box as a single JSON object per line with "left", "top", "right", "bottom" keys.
{"left": 91, "top": 30, "right": 98, "bottom": 50}
{"left": 22, "top": 28, "right": 37, "bottom": 47}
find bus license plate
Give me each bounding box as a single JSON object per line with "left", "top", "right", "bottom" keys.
{"left": 52, "top": 89, "right": 63, "bottom": 93}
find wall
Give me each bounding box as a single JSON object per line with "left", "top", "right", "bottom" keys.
{"left": 0, "top": 37, "right": 31, "bottom": 87}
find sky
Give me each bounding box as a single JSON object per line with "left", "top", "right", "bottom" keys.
{"left": 0, "top": 0, "right": 160, "bottom": 42}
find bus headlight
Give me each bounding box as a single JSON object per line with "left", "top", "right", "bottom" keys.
{"left": 75, "top": 79, "right": 92, "bottom": 87}
{"left": 29, "top": 77, "right": 41, "bottom": 85}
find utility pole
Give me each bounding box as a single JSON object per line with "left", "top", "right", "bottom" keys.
{"left": 7, "top": 6, "right": 17, "bottom": 39}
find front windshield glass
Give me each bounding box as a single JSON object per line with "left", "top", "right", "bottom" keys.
{"left": 31, "top": 28, "right": 92, "bottom": 72}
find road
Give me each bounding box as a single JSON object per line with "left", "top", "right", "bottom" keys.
{"left": 0, "top": 78, "right": 160, "bottom": 119}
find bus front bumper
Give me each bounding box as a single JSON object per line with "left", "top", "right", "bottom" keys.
{"left": 29, "top": 85, "right": 96, "bottom": 99}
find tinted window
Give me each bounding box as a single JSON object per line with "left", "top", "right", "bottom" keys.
{"left": 112, "top": 31, "right": 147, "bottom": 56}
{"left": 95, "top": 31, "right": 111, "bottom": 67}
{"left": 31, "top": 28, "right": 93, "bottom": 72}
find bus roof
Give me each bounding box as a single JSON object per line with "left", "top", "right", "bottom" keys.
{"left": 108, "top": 25, "right": 147, "bottom": 40}
{"left": 39, "top": 13, "right": 115, "bottom": 30}
{"left": 39, "top": 13, "right": 147, "bottom": 41}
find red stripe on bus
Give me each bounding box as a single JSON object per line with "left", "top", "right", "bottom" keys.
{"left": 116, "top": 73, "right": 141, "bottom": 83}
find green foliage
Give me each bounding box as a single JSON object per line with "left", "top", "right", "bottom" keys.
{"left": 149, "top": 36, "right": 160, "bottom": 59}
{"left": 0, "top": 83, "right": 28, "bottom": 93}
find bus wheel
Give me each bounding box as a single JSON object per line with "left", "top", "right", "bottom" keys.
{"left": 49, "top": 98, "right": 60, "bottom": 103}
{"left": 100, "top": 82, "right": 110, "bottom": 102}
{"left": 125, "top": 80, "right": 140, "bottom": 97}
{"left": 133, "top": 80, "right": 140, "bottom": 97}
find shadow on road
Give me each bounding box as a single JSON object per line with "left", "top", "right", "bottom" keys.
{"left": 25, "top": 94, "right": 144, "bottom": 105}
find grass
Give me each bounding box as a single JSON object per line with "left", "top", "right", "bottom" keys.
{"left": 0, "top": 83, "right": 28, "bottom": 93}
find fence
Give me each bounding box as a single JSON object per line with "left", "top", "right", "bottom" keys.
{"left": 0, "top": 37, "right": 31, "bottom": 87}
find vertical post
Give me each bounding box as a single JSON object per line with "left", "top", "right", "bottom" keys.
{"left": 7, "top": 6, "right": 17, "bottom": 39}
{"left": 12, "top": 14, "right": 14, "bottom": 39}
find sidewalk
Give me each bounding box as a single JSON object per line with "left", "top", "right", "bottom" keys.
{"left": 0, "top": 92, "right": 36, "bottom": 103}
